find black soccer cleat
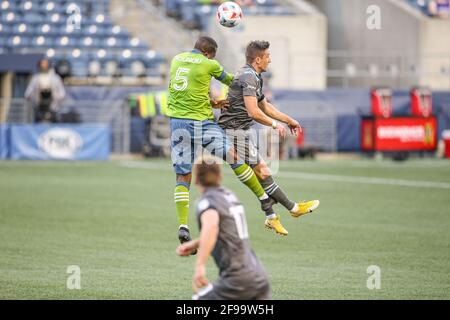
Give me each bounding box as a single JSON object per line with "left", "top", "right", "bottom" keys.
{"left": 178, "top": 227, "right": 197, "bottom": 255}
{"left": 178, "top": 226, "right": 191, "bottom": 244}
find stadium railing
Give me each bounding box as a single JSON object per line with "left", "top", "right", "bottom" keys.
{"left": 324, "top": 50, "right": 450, "bottom": 88}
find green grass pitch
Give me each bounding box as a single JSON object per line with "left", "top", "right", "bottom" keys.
{"left": 0, "top": 159, "right": 449, "bottom": 299}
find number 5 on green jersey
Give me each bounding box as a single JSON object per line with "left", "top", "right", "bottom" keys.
{"left": 167, "top": 50, "right": 234, "bottom": 121}
{"left": 173, "top": 67, "right": 190, "bottom": 91}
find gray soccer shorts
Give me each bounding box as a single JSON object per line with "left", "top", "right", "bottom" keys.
{"left": 224, "top": 129, "right": 262, "bottom": 167}
{"left": 192, "top": 277, "right": 271, "bottom": 300}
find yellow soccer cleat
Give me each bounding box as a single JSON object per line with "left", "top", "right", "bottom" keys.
{"left": 291, "top": 200, "right": 320, "bottom": 218}
{"left": 265, "top": 215, "right": 288, "bottom": 236}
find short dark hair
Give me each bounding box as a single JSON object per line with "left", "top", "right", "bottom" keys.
{"left": 38, "top": 58, "right": 50, "bottom": 71}
{"left": 245, "top": 40, "right": 270, "bottom": 64}
{"left": 194, "top": 36, "right": 218, "bottom": 54}
{"left": 194, "top": 155, "right": 221, "bottom": 188}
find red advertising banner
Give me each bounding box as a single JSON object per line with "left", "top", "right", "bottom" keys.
{"left": 361, "top": 117, "right": 437, "bottom": 151}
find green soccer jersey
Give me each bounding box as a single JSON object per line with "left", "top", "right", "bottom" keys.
{"left": 167, "top": 49, "right": 234, "bottom": 121}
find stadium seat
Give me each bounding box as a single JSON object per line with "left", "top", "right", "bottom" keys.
{"left": 68, "top": 53, "right": 89, "bottom": 77}
{"left": 56, "top": 35, "right": 77, "bottom": 48}
{"left": 1, "top": 11, "right": 18, "bottom": 23}
{"left": 32, "top": 35, "right": 54, "bottom": 47}
{"left": 179, "top": 0, "right": 197, "bottom": 27}
{"left": 137, "top": 50, "right": 165, "bottom": 67}
{"left": 84, "top": 24, "right": 99, "bottom": 36}
{"left": 102, "top": 59, "right": 121, "bottom": 77}
{"left": 164, "top": 0, "right": 180, "bottom": 16}
{"left": 1, "top": 1, "right": 15, "bottom": 11}
{"left": 80, "top": 36, "right": 97, "bottom": 48}
{"left": 130, "top": 60, "right": 147, "bottom": 77}
{"left": 92, "top": 48, "right": 108, "bottom": 60}
{"left": 195, "top": 5, "right": 213, "bottom": 31}
{"left": 22, "top": 11, "right": 45, "bottom": 23}
{"left": 38, "top": 1, "right": 59, "bottom": 14}
{"left": 87, "top": 59, "right": 101, "bottom": 77}
{"left": 20, "top": 0, "right": 34, "bottom": 8}
{"left": 0, "top": 23, "right": 11, "bottom": 35}
{"left": 2, "top": 0, "right": 164, "bottom": 80}
{"left": 59, "top": 24, "right": 84, "bottom": 39}
{"left": 109, "top": 25, "right": 130, "bottom": 38}
{"left": 407, "top": 0, "right": 429, "bottom": 14}
{"left": 47, "top": 12, "right": 62, "bottom": 24}
{"left": 7, "top": 35, "right": 32, "bottom": 48}
{"left": 11, "top": 22, "right": 34, "bottom": 34}
{"left": 127, "top": 37, "right": 148, "bottom": 50}
{"left": 35, "top": 23, "right": 56, "bottom": 35}
{"left": 120, "top": 57, "right": 144, "bottom": 77}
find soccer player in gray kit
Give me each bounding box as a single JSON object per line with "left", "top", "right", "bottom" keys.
{"left": 176, "top": 155, "right": 271, "bottom": 300}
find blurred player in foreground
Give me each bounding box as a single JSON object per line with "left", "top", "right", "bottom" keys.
{"left": 218, "top": 40, "right": 320, "bottom": 234}
{"left": 176, "top": 156, "right": 271, "bottom": 300}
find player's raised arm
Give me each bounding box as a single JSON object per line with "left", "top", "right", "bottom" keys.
{"left": 244, "top": 95, "right": 287, "bottom": 139}
{"left": 258, "top": 98, "right": 302, "bottom": 135}
{"left": 210, "top": 60, "right": 234, "bottom": 86}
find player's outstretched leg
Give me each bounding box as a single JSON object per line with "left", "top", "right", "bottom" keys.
{"left": 254, "top": 163, "right": 320, "bottom": 218}
{"left": 229, "top": 160, "right": 288, "bottom": 236}
{"left": 206, "top": 122, "right": 288, "bottom": 235}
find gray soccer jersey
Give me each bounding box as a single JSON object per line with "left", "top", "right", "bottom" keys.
{"left": 218, "top": 64, "right": 265, "bottom": 130}
{"left": 194, "top": 187, "right": 271, "bottom": 300}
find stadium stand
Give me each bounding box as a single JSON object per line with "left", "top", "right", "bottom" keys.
{"left": 407, "top": 0, "right": 450, "bottom": 18}
{"left": 0, "top": 0, "right": 166, "bottom": 82}
{"left": 160, "top": 0, "right": 294, "bottom": 30}
{"left": 208, "top": 0, "right": 327, "bottom": 89}
{"left": 407, "top": 0, "right": 431, "bottom": 14}
{"left": 308, "top": 0, "right": 450, "bottom": 89}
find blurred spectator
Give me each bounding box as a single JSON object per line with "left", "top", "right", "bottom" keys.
{"left": 428, "top": 0, "right": 450, "bottom": 18}
{"left": 25, "top": 59, "right": 66, "bottom": 123}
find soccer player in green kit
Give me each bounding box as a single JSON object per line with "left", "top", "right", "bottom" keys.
{"left": 167, "top": 37, "right": 288, "bottom": 248}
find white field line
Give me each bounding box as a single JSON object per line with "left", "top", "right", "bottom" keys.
{"left": 119, "top": 161, "right": 450, "bottom": 190}
{"left": 275, "top": 171, "right": 450, "bottom": 189}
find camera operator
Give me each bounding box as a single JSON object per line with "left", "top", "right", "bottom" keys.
{"left": 25, "top": 59, "right": 65, "bottom": 123}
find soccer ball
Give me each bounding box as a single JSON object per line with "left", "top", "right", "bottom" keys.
{"left": 217, "top": 1, "right": 243, "bottom": 28}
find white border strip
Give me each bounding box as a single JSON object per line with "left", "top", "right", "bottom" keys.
{"left": 119, "top": 161, "right": 450, "bottom": 190}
